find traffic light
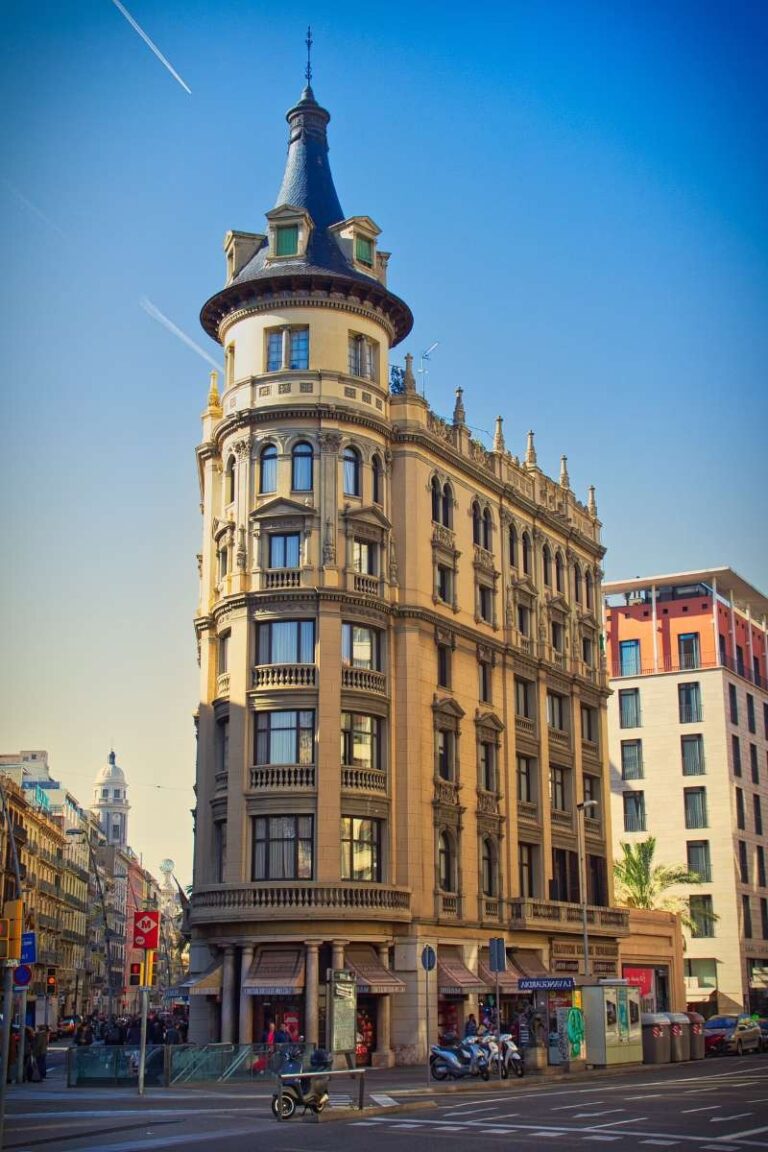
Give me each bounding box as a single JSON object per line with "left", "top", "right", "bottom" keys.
{"left": 0, "top": 919, "right": 9, "bottom": 961}
{"left": 147, "top": 951, "right": 158, "bottom": 986}
{"left": 4, "top": 900, "right": 23, "bottom": 961}
{"left": 46, "top": 968, "right": 57, "bottom": 995}
{"left": 129, "top": 962, "right": 142, "bottom": 987}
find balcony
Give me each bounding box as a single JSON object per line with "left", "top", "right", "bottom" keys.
{"left": 513, "top": 633, "right": 535, "bottom": 657}
{"left": 215, "top": 672, "right": 230, "bottom": 698}
{"left": 252, "top": 663, "right": 317, "bottom": 690}
{"left": 473, "top": 544, "right": 495, "bottom": 574}
{"left": 433, "top": 779, "right": 461, "bottom": 808}
{"left": 341, "top": 767, "right": 387, "bottom": 794}
{"left": 438, "top": 892, "right": 460, "bottom": 918}
{"left": 191, "top": 882, "right": 412, "bottom": 924}
{"left": 551, "top": 808, "right": 574, "bottom": 831}
{"left": 351, "top": 573, "right": 381, "bottom": 597}
{"left": 12, "top": 824, "right": 27, "bottom": 845}
{"left": 341, "top": 667, "right": 387, "bottom": 695}
{"left": 477, "top": 789, "right": 500, "bottom": 816}
{"left": 26, "top": 840, "right": 39, "bottom": 856}
{"left": 509, "top": 899, "right": 630, "bottom": 936}
{"left": 517, "top": 800, "right": 539, "bottom": 823}
{"left": 515, "top": 715, "right": 536, "bottom": 741}
{"left": 431, "top": 524, "right": 455, "bottom": 550}
{"left": 261, "top": 568, "right": 302, "bottom": 591}
{"left": 481, "top": 897, "right": 502, "bottom": 921}
{"left": 581, "top": 737, "right": 600, "bottom": 761}
{"left": 39, "top": 879, "right": 60, "bottom": 899}
{"left": 548, "top": 727, "right": 571, "bottom": 751}
{"left": 249, "top": 764, "right": 315, "bottom": 790}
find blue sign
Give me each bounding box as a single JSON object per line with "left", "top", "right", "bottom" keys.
{"left": 421, "top": 945, "right": 436, "bottom": 972}
{"left": 518, "top": 977, "right": 575, "bottom": 992}
{"left": 21, "top": 932, "right": 36, "bottom": 965}
{"left": 13, "top": 964, "right": 32, "bottom": 988}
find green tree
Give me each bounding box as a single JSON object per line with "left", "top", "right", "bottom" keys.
{"left": 613, "top": 836, "right": 715, "bottom": 936}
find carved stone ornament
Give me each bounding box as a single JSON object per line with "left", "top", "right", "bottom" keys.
{"left": 323, "top": 518, "right": 336, "bottom": 564}
{"left": 196, "top": 553, "right": 203, "bottom": 577}
{"left": 318, "top": 431, "right": 342, "bottom": 453}
{"left": 389, "top": 540, "right": 398, "bottom": 584}
{"left": 233, "top": 436, "right": 251, "bottom": 458}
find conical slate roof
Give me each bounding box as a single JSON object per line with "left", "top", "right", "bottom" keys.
{"left": 200, "top": 86, "right": 412, "bottom": 344}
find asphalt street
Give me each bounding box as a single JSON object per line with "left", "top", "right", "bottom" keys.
{"left": 4, "top": 1048, "right": 767, "bottom": 1151}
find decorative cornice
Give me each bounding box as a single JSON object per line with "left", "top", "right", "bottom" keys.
{"left": 217, "top": 291, "right": 398, "bottom": 345}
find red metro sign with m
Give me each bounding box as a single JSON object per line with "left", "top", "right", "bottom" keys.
{"left": 133, "top": 910, "right": 160, "bottom": 950}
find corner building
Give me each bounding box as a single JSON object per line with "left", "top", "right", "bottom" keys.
{"left": 189, "top": 81, "right": 627, "bottom": 1062}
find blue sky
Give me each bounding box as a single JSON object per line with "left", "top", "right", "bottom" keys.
{"left": 1, "top": 1, "right": 766, "bottom": 882}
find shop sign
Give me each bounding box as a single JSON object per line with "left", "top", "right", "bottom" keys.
{"left": 329, "top": 970, "right": 357, "bottom": 1053}
{"left": 518, "top": 977, "right": 575, "bottom": 992}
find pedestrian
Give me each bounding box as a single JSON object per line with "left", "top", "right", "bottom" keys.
{"left": 164, "top": 1021, "right": 181, "bottom": 1045}
{"left": 32, "top": 1027, "right": 49, "bottom": 1081}
{"left": 126, "top": 1018, "right": 142, "bottom": 1045}
{"left": 262, "top": 1021, "right": 276, "bottom": 1046}
{"left": 464, "top": 1013, "right": 478, "bottom": 1038}
{"left": 274, "top": 1023, "right": 290, "bottom": 1044}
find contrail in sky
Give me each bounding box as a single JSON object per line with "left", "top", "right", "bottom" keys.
{"left": 111, "top": 0, "right": 192, "bottom": 94}
{"left": 140, "top": 298, "right": 222, "bottom": 371}
{"left": 1, "top": 179, "right": 68, "bottom": 240}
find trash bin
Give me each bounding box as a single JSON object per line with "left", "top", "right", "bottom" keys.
{"left": 685, "top": 1012, "right": 705, "bottom": 1060}
{"left": 641, "top": 1013, "right": 671, "bottom": 1064}
{"left": 666, "top": 1013, "right": 691, "bottom": 1062}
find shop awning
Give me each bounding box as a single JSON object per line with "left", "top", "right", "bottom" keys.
{"left": 437, "top": 950, "right": 486, "bottom": 996}
{"left": 345, "top": 946, "right": 406, "bottom": 994}
{"left": 510, "top": 950, "right": 550, "bottom": 979}
{"left": 179, "top": 963, "right": 222, "bottom": 997}
{"left": 478, "top": 959, "right": 521, "bottom": 993}
{"left": 243, "top": 947, "right": 305, "bottom": 996}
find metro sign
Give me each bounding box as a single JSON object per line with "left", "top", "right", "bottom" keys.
{"left": 133, "top": 910, "right": 160, "bottom": 950}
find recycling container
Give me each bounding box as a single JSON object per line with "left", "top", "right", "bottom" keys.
{"left": 666, "top": 1012, "right": 691, "bottom": 1062}
{"left": 684, "top": 1012, "right": 705, "bottom": 1060}
{"left": 641, "top": 1013, "right": 671, "bottom": 1064}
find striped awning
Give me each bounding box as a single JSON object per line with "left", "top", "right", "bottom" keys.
{"left": 478, "top": 959, "right": 521, "bottom": 993}
{"left": 345, "top": 946, "right": 406, "bottom": 994}
{"left": 179, "top": 963, "right": 222, "bottom": 997}
{"left": 511, "top": 950, "right": 550, "bottom": 979}
{"left": 243, "top": 947, "right": 305, "bottom": 997}
{"left": 437, "top": 949, "right": 486, "bottom": 996}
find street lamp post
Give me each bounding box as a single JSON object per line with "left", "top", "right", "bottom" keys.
{"left": 65, "top": 831, "right": 114, "bottom": 1021}
{"left": 576, "top": 800, "right": 599, "bottom": 978}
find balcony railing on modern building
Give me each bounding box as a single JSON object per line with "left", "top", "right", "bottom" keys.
{"left": 611, "top": 653, "right": 765, "bottom": 687}
{"left": 252, "top": 663, "right": 317, "bottom": 690}
{"left": 509, "top": 898, "right": 630, "bottom": 935}
{"left": 190, "top": 882, "right": 412, "bottom": 923}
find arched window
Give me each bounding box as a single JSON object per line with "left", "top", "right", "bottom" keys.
{"left": 343, "top": 446, "right": 361, "bottom": 496}
{"left": 574, "top": 563, "right": 582, "bottom": 604}
{"left": 482, "top": 508, "right": 492, "bottom": 551}
{"left": 441, "top": 483, "right": 453, "bottom": 528}
{"left": 543, "top": 544, "right": 552, "bottom": 587}
{"left": 508, "top": 525, "right": 517, "bottom": 568}
{"left": 372, "top": 455, "right": 383, "bottom": 505}
{"left": 472, "top": 502, "right": 482, "bottom": 546}
{"left": 481, "top": 837, "right": 497, "bottom": 897}
{"left": 431, "top": 476, "right": 441, "bottom": 523}
{"left": 522, "top": 531, "right": 531, "bottom": 576}
{"left": 438, "top": 831, "right": 456, "bottom": 892}
{"left": 291, "top": 441, "right": 313, "bottom": 492}
{"left": 259, "top": 444, "right": 277, "bottom": 494}
{"left": 585, "top": 569, "right": 594, "bottom": 611}
{"left": 555, "top": 551, "right": 564, "bottom": 593}
{"left": 224, "top": 456, "right": 235, "bottom": 505}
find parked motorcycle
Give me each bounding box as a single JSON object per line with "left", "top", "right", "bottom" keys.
{"left": 430, "top": 1039, "right": 490, "bottom": 1081}
{"left": 498, "top": 1033, "right": 525, "bottom": 1078}
{"left": 271, "top": 1046, "right": 333, "bottom": 1118}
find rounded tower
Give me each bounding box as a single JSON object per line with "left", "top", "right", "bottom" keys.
{"left": 91, "top": 749, "right": 130, "bottom": 849}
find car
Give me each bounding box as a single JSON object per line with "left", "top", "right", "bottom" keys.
{"left": 703, "top": 1014, "right": 762, "bottom": 1056}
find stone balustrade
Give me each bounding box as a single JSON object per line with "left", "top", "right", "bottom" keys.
{"left": 190, "top": 882, "right": 412, "bottom": 923}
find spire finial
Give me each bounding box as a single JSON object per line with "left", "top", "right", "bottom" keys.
{"left": 404, "top": 352, "right": 416, "bottom": 392}
{"left": 207, "top": 369, "right": 222, "bottom": 412}
{"left": 305, "top": 25, "right": 313, "bottom": 86}
{"left": 525, "top": 429, "right": 538, "bottom": 468}
{"left": 559, "top": 454, "right": 570, "bottom": 490}
{"left": 493, "top": 415, "right": 505, "bottom": 453}
{"left": 588, "top": 484, "right": 598, "bottom": 517}
{"left": 453, "top": 386, "right": 466, "bottom": 427}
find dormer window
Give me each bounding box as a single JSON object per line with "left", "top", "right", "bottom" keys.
{"left": 355, "top": 235, "right": 373, "bottom": 267}
{"left": 276, "top": 225, "right": 299, "bottom": 256}
{"left": 266, "top": 206, "right": 312, "bottom": 261}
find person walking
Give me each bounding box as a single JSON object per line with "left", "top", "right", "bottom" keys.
{"left": 32, "top": 1027, "right": 49, "bottom": 1081}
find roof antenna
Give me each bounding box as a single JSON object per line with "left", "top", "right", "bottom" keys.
{"left": 305, "top": 25, "right": 313, "bottom": 86}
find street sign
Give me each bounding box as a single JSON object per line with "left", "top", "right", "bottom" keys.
{"left": 13, "top": 964, "right": 32, "bottom": 988}
{"left": 421, "top": 945, "right": 436, "bottom": 971}
{"left": 518, "top": 977, "right": 575, "bottom": 991}
{"left": 488, "top": 937, "right": 507, "bottom": 972}
{"left": 20, "top": 932, "right": 36, "bottom": 965}
{"left": 132, "top": 910, "right": 160, "bottom": 950}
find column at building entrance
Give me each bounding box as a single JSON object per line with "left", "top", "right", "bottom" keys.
{"left": 239, "top": 945, "right": 254, "bottom": 1043}
{"left": 305, "top": 939, "right": 322, "bottom": 1046}
{"left": 221, "top": 945, "right": 237, "bottom": 1043}
{"left": 374, "top": 943, "right": 392, "bottom": 1067}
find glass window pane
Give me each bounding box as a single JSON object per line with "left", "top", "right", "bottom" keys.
{"left": 289, "top": 328, "right": 309, "bottom": 369}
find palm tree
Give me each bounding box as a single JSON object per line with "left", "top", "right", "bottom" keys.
{"left": 613, "top": 836, "right": 715, "bottom": 936}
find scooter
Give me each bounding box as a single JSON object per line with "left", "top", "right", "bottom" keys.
{"left": 430, "top": 1039, "right": 490, "bottom": 1081}
{"left": 499, "top": 1033, "right": 525, "bottom": 1078}
{"left": 271, "top": 1046, "right": 333, "bottom": 1118}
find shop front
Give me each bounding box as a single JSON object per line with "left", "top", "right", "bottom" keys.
{"left": 436, "top": 947, "right": 486, "bottom": 1041}
{"left": 243, "top": 946, "right": 305, "bottom": 1042}
{"left": 344, "top": 944, "right": 405, "bottom": 1067}
{"left": 517, "top": 975, "right": 582, "bottom": 1066}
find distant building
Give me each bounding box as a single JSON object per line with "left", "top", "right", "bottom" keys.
{"left": 604, "top": 568, "right": 768, "bottom": 1015}
{"left": 91, "top": 750, "right": 130, "bottom": 849}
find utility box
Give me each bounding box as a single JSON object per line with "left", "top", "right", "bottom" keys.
{"left": 685, "top": 1012, "right": 705, "bottom": 1060}
{"left": 641, "top": 1013, "right": 671, "bottom": 1064}
{"left": 666, "top": 1012, "right": 691, "bottom": 1062}
{"left": 582, "top": 983, "right": 643, "bottom": 1066}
